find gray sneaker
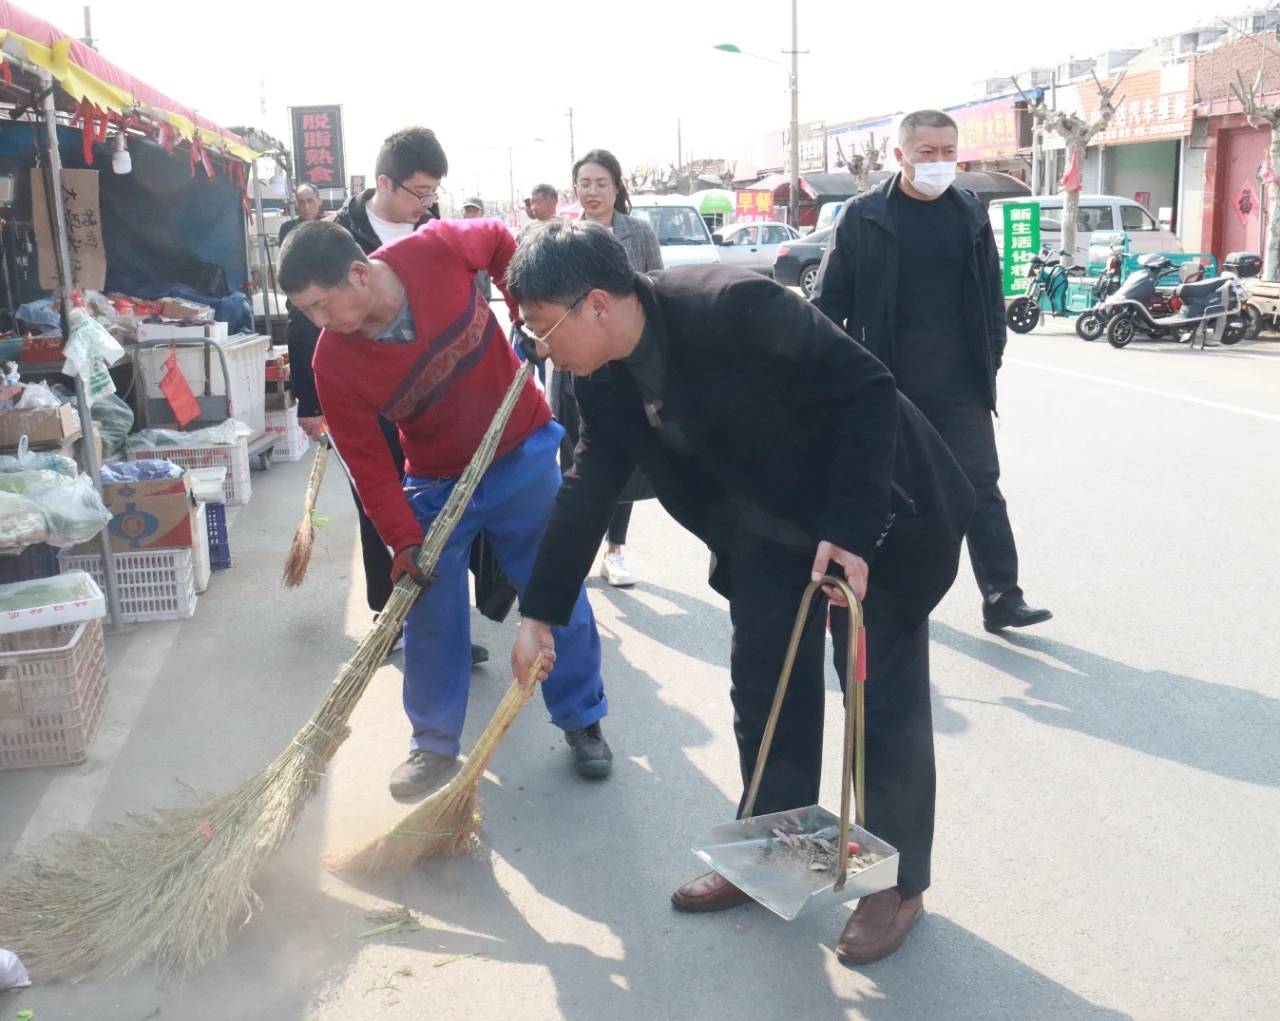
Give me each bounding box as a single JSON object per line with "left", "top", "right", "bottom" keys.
{"left": 564, "top": 722, "right": 613, "bottom": 779}
{"left": 388, "top": 749, "right": 458, "bottom": 799}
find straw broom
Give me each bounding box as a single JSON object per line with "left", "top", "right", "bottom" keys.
{"left": 0, "top": 363, "right": 533, "bottom": 981}
{"left": 281, "top": 434, "right": 331, "bottom": 587}
{"left": 329, "top": 657, "right": 545, "bottom": 874}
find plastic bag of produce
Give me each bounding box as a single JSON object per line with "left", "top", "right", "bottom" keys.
{"left": 91, "top": 393, "right": 135, "bottom": 458}
{"left": 63, "top": 308, "right": 126, "bottom": 405}
{"left": 0, "top": 436, "right": 78, "bottom": 478}
{"left": 0, "top": 469, "right": 71, "bottom": 494}
{"left": 15, "top": 379, "right": 63, "bottom": 409}
{"left": 127, "top": 418, "right": 252, "bottom": 451}
{"left": 99, "top": 459, "right": 182, "bottom": 483}
{"left": 0, "top": 491, "right": 48, "bottom": 549}
{"left": 25, "top": 473, "right": 112, "bottom": 548}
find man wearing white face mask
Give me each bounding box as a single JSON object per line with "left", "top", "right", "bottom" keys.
{"left": 813, "top": 109, "right": 1052, "bottom": 635}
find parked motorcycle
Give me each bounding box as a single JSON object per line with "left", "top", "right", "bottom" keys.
{"left": 1007, "top": 248, "right": 1082, "bottom": 334}
{"left": 1224, "top": 251, "right": 1265, "bottom": 338}
{"left": 1106, "top": 272, "right": 1250, "bottom": 348}
{"left": 1074, "top": 241, "right": 1129, "bottom": 341}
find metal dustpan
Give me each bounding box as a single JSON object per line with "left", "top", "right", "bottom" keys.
{"left": 694, "top": 577, "right": 899, "bottom": 921}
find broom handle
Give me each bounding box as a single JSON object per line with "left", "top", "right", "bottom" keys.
{"left": 449, "top": 655, "right": 547, "bottom": 788}
{"left": 301, "top": 435, "right": 330, "bottom": 515}
{"left": 316, "top": 362, "right": 533, "bottom": 726}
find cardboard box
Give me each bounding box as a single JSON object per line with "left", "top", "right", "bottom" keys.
{"left": 159, "top": 298, "right": 211, "bottom": 321}
{"left": 95, "top": 471, "right": 198, "bottom": 552}
{"left": 0, "top": 403, "right": 81, "bottom": 449}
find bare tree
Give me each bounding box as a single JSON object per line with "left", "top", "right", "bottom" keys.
{"left": 1012, "top": 70, "right": 1125, "bottom": 265}
{"left": 1230, "top": 69, "right": 1280, "bottom": 280}
{"left": 835, "top": 133, "right": 887, "bottom": 193}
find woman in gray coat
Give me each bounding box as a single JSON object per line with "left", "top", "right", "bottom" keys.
{"left": 552, "top": 148, "right": 661, "bottom": 587}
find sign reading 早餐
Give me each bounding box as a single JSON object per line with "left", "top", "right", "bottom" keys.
{"left": 1002, "top": 202, "right": 1041, "bottom": 298}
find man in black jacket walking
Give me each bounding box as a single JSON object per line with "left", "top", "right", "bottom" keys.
{"left": 812, "top": 109, "right": 1051, "bottom": 634}
{"left": 505, "top": 221, "right": 974, "bottom": 965}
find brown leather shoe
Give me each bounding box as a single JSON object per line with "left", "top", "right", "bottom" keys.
{"left": 671, "top": 871, "right": 753, "bottom": 912}
{"left": 835, "top": 889, "right": 923, "bottom": 965}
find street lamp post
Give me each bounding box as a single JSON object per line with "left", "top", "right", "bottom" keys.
{"left": 715, "top": 0, "right": 802, "bottom": 228}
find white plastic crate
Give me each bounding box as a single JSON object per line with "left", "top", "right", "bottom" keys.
{"left": 127, "top": 437, "right": 251, "bottom": 506}
{"left": 192, "top": 503, "right": 211, "bottom": 594}
{"left": 265, "top": 405, "right": 310, "bottom": 463}
{"left": 135, "top": 334, "right": 269, "bottom": 437}
{"left": 60, "top": 548, "right": 197, "bottom": 624}
{"left": 0, "top": 619, "right": 108, "bottom": 769}
{"left": 0, "top": 571, "right": 106, "bottom": 635}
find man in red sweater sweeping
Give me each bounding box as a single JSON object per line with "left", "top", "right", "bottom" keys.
{"left": 278, "top": 216, "right": 611, "bottom": 799}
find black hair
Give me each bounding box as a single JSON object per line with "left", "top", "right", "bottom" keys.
{"left": 530, "top": 182, "right": 558, "bottom": 201}
{"left": 278, "top": 220, "right": 368, "bottom": 293}
{"left": 375, "top": 127, "right": 449, "bottom": 182}
{"left": 506, "top": 220, "right": 636, "bottom": 306}
{"left": 572, "top": 149, "right": 630, "bottom": 215}
{"left": 898, "top": 110, "right": 958, "bottom": 146}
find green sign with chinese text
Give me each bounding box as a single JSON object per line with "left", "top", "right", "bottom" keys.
{"left": 1002, "top": 203, "right": 1041, "bottom": 297}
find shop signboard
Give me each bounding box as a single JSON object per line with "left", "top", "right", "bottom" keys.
{"left": 951, "top": 96, "right": 1020, "bottom": 163}
{"left": 290, "top": 105, "right": 346, "bottom": 190}
{"left": 32, "top": 168, "right": 105, "bottom": 291}
{"left": 735, "top": 189, "right": 774, "bottom": 223}
{"left": 350, "top": 174, "right": 366, "bottom": 194}
{"left": 1002, "top": 202, "right": 1041, "bottom": 297}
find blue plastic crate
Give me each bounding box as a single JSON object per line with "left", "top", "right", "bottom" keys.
{"left": 206, "top": 502, "right": 231, "bottom": 570}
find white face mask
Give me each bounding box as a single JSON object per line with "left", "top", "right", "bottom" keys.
{"left": 903, "top": 156, "right": 956, "bottom": 198}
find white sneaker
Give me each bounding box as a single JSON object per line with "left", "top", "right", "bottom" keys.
{"left": 600, "top": 551, "right": 637, "bottom": 587}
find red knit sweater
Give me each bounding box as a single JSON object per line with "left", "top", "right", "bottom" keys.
{"left": 313, "top": 219, "right": 551, "bottom": 553}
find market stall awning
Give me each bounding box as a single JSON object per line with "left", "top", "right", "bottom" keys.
{"left": 0, "top": 1, "right": 255, "bottom": 161}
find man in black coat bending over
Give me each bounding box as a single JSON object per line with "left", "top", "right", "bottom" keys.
{"left": 813, "top": 109, "right": 1051, "bottom": 634}
{"left": 506, "top": 220, "right": 974, "bottom": 965}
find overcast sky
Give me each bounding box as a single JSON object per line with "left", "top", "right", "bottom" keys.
{"left": 39, "top": 0, "right": 1249, "bottom": 201}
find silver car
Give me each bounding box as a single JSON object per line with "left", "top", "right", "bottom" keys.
{"left": 712, "top": 221, "right": 799, "bottom": 276}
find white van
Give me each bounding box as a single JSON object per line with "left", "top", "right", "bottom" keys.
{"left": 989, "top": 194, "right": 1182, "bottom": 262}
{"left": 628, "top": 197, "right": 721, "bottom": 268}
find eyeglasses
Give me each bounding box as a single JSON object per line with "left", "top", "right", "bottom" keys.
{"left": 575, "top": 179, "right": 615, "bottom": 194}
{"left": 395, "top": 181, "right": 439, "bottom": 205}
{"left": 524, "top": 293, "right": 588, "bottom": 350}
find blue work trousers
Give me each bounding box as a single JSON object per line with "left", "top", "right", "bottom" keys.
{"left": 402, "top": 421, "right": 606, "bottom": 755}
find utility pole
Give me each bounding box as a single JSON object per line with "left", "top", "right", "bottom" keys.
{"left": 566, "top": 107, "right": 576, "bottom": 166}
{"left": 507, "top": 146, "right": 517, "bottom": 228}
{"left": 81, "top": 6, "right": 96, "bottom": 49}
{"left": 785, "top": 0, "right": 802, "bottom": 229}
{"left": 677, "top": 118, "right": 683, "bottom": 180}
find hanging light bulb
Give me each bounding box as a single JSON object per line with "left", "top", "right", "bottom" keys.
{"left": 111, "top": 130, "right": 131, "bottom": 174}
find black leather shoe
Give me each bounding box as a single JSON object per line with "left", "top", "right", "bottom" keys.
{"left": 983, "top": 592, "right": 1053, "bottom": 633}
{"left": 389, "top": 750, "right": 459, "bottom": 799}
{"left": 564, "top": 722, "right": 613, "bottom": 778}
{"left": 471, "top": 643, "right": 489, "bottom": 667}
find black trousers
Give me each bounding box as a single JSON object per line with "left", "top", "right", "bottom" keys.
{"left": 912, "top": 395, "right": 1020, "bottom": 601}
{"left": 352, "top": 417, "right": 404, "bottom": 614}
{"left": 606, "top": 503, "right": 632, "bottom": 546}
{"left": 727, "top": 531, "right": 936, "bottom": 899}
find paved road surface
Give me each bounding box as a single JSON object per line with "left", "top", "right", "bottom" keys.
{"left": 3, "top": 316, "right": 1277, "bottom": 1020}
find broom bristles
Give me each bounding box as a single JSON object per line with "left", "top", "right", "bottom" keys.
{"left": 329, "top": 669, "right": 542, "bottom": 875}
{"left": 281, "top": 439, "right": 330, "bottom": 587}
{"left": 281, "top": 517, "right": 314, "bottom": 587}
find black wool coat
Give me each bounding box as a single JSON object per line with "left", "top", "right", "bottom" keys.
{"left": 520, "top": 267, "right": 975, "bottom": 626}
